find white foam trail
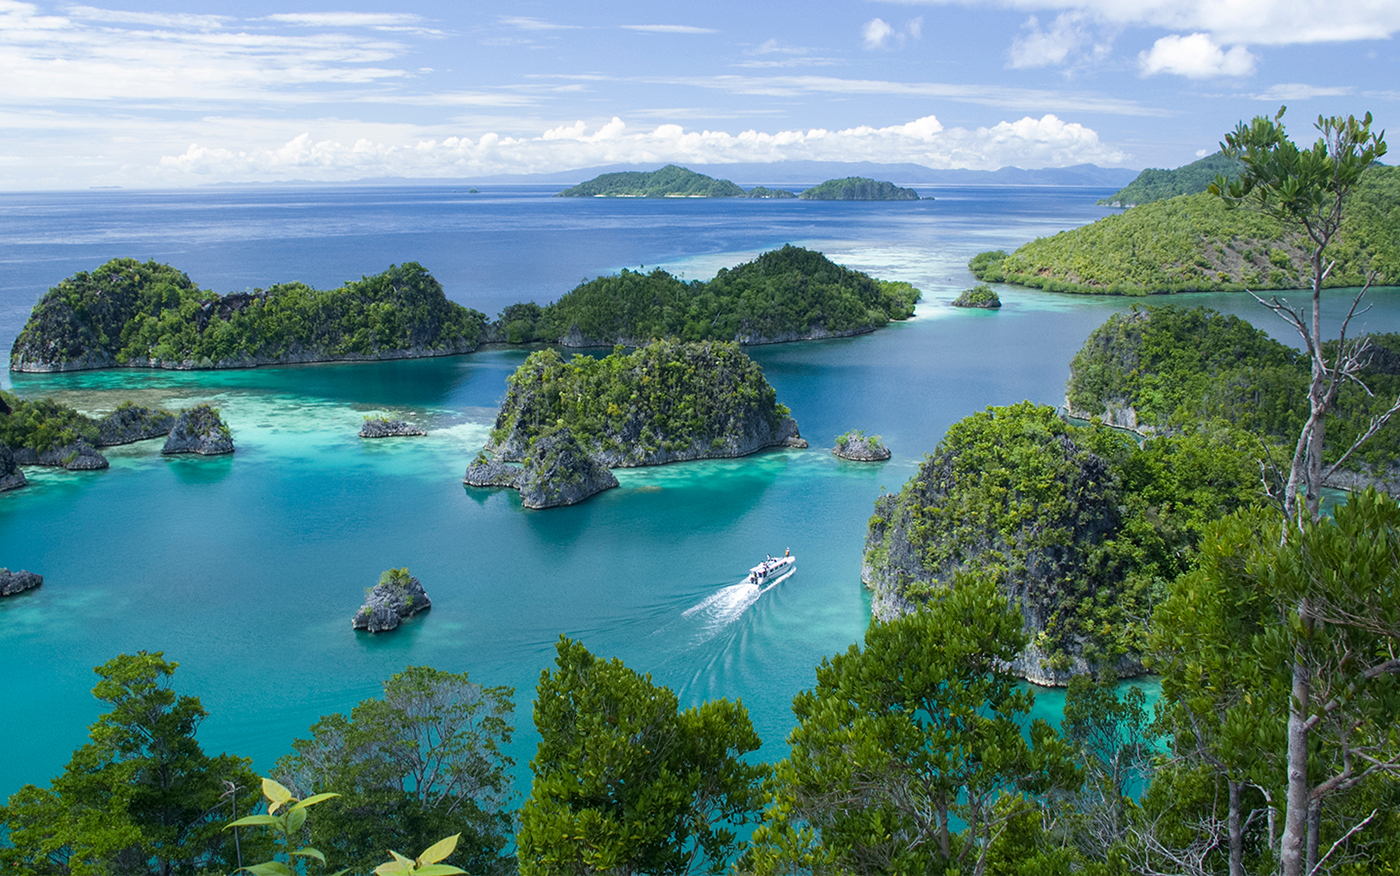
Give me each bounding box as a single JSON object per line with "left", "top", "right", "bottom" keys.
{"left": 678, "top": 570, "right": 793, "bottom": 645}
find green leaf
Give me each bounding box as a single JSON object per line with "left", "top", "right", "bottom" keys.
{"left": 262, "top": 777, "right": 293, "bottom": 813}
{"left": 286, "top": 806, "right": 307, "bottom": 834}
{"left": 289, "top": 791, "right": 341, "bottom": 811}
{"left": 291, "top": 846, "right": 327, "bottom": 863}
{"left": 228, "top": 814, "right": 282, "bottom": 828}
{"left": 241, "top": 863, "right": 293, "bottom": 876}
{"left": 374, "top": 863, "right": 408, "bottom": 876}
{"left": 418, "top": 834, "right": 460, "bottom": 865}
{"left": 414, "top": 866, "right": 468, "bottom": 876}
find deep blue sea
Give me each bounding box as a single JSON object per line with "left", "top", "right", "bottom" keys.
{"left": 2, "top": 184, "right": 1398, "bottom": 805}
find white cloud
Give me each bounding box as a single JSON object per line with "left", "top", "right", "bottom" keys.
{"left": 882, "top": 0, "right": 1400, "bottom": 46}
{"left": 66, "top": 6, "right": 230, "bottom": 29}
{"left": 1139, "top": 33, "right": 1256, "bottom": 78}
{"left": 862, "top": 18, "right": 895, "bottom": 49}
{"left": 1008, "top": 14, "right": 1084, "bottom": 67}
{"left": 497, "top": 16, "right": 581, "bottom": 31}
{"left": 620, "top": 24, "right": 718, "bottom": 34}
{"left": 862, "top": 17, "right": 922, "bottom": 49}
{"left": 155, "top": 112, "right": 1128, "bottom": 184}
{"left": 265, "top": 12, "right": 424, "bottom": 28}
{"left": 1248, "top": 83, "right": 1355, "bottom": 101}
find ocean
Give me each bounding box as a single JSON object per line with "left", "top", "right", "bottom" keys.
{"left": 2, "top": 183, "right": 1397, "bottom": 803}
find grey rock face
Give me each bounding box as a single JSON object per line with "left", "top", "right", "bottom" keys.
{"left": 352, "top": 572, "right": 431, "bottom": 633}
{"left": 463, "top": 458, "right": 522, "bottom": 489}
{"left": 1, "top": 568, "right": 43, "bottom": 597}
{"left": 833, "top": 434, "right": 891, "bottom": 461}
{"left": 515, "top": 428, "right": 619, "bottom": 509}
{"left": 0, "top": 445, "right": 26, "bottom": 491}
{"left": 163, "top": 405, "right": 234, "bottom": 455}
{"left": 96, "top": 404, "right": 176, "bottom": 446}
{"left": 359, "top": 418, "right": 426, "bottom": 438}
{"left": 11, "top": 440, "right": 109, "bottom": 470}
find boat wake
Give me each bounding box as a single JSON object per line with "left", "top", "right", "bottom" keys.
{"left": 666, "top": 568, "right": 794, "bottom": 649}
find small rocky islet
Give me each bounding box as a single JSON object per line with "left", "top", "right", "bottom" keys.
{"left": 0, "top": 567, "right": 42, "bottom": 597}
{"left": 832, "top": 430, "right": 891, "bottom": 461}
{"left": 359, "top": 417, "right": 426, "bottom": 438}
{"left": 352, "top": 567, "right": 431, "bottom": 633}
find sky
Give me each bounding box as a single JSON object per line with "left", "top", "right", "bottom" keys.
{"left": 1, "top": 0, "right": 1398, "bottom": 189}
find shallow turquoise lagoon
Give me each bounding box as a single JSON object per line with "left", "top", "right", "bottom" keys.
{"left": 2, "top": 185, "right": 1398, "bottom": 803}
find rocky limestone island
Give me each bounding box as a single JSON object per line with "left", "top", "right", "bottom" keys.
{"left": 360, "top": 417, "right": 426, "bottom": 438}
{"left": 1, "top": 568, "right": 42, "bottom": 597}
{"left": 10, "top": 440, "right": 109, "bottom": 471}
{"left": 97, "top": 402, "right": 176, "bottom": 445}
{"left": 862, "top": 403, "right": 1143, "bottom": 686}
{"left": 0, "top": 445, "right": 24, "bottom": 491}
{"left": 486, "top": 339, "right": 804, "bottom": 469}
{"left": 162, "top": 405, "right": 234, "bottom": 455}
{"left": 466, "top": 427, "right": 620, "bottom": 509}
{"left": 10, "top": 259, "right": 486, "bottom": 372}
{"left": 951, "top": 284, "right": 1002, "bottom": 309}
{"left": 352, "top": 567, "right": 431, "bottom": 633}
{"left": 798, "top": 177, "right": 920, "bottom": 200}
{"left": 832, "top": 430, "right": 891, "bottom": 461}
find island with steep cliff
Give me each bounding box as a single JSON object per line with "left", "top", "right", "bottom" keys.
{"left": 10, "top": 259, "right": 487, "bottom": 373}
{"left": 556, "top": 165, "right": 746, "bottom": 198}
{"left": 798, "top": 177, "right": 920, "bottom": 201}
{"left": 861, "top": 401, "right": 1263, "bottom": 685}
{"left": 0, "top": 391, "right": 184, "bottom": 473}
{"left": 485, "top": 245, "right": 920, "bottom": 348}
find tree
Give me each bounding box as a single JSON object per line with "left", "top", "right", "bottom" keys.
{"left": 517, "top": 636, "right": 768, "bottom": 876}
{"left": 0, "top": 652, "right": 262, "bottom": 876}
{"left": 1210, "top": 106, "right": 1395, "bottom": 524}
{"left": 275, "top": 666, "right": 516, "bottom": 876}
{"left": 747, "top": 574, "right": 1078, "bottom": 876}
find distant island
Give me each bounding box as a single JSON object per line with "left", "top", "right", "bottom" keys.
{"left": 556, "top": 165, "right": 746, "bottom": 198}
{"left": 798, "top": 177, "right": 919, "bottom": 201}
{"left": 484, "top": 339, "right": 803, "bottom": 468}
{"left": 1096, "top": 151, "right": 1242, "bottom": 207}
{"left": 484, "top": 245, "right": 920, "bottom": 347}
{"left": 10, "top": 259, "right": 487, "bottom": 372}
{"left": 951, "top": 285, "right": 1001, "bottom": 309}
{"left": 744, "top": 186, "right": 796, "bottom": 199}
{"left": 968, "top": 164, "right": 1399, "bottom": 294}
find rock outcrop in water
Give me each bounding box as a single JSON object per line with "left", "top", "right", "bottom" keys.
{"left": 10, "top": 440, "right": 109, "bottom": 470}
{"left": 1, "top": 568, "right": 42, "bottom": 597}
{"left": 352, "top": 568, "right": 431, "bottom": 633}
{"left": 96, "top": 403, "right": 176, "bottom": 446}
{"left": 359, "top": 417, "right": 426, "bottom": 438}
{"left": 162, "top": 405, "right": 234, "bottom": 455}
{"left": 832, "top": 430, "right": 891, "bottom": 461}
{"left": 0, "top": 445, "right": 26, "bottom": 491}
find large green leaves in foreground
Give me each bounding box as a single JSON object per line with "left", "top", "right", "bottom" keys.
{"left": 748, "top": 576, "right": 1079, "bottom": 876}
{"left": 517, "top": 637, "right": 768, "bottom": 876}
{"left": 0, "top": 652, "right": 262, "bottom": 875}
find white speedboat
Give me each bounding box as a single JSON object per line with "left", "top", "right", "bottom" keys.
{"left": 747, "top": 554, "right": 795, "bottom": 584}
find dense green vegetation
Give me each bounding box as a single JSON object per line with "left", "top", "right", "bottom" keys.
{"left": 10, "top": 258, "right": 487, "bottom": 371}
{"left": 863, "top": 402, "right": 1266, "bottom": 674}
{"left": 1067, "top": 305, "right": 1400, "bottom": 472}
{"left": 487, "top": 339, "right": 794, "bottom": 466}
{"left": 797, "top": 176, "right": 919, "bottom": 200}
{"left": 969, "top": 165, "right": 1400, "bottom": 294}
{"left": 498, "top": 245, "right": 919, "bottom": 347}
{"left": 0, "top": 390, "right": 99, "bottom": 452}
{"left": 555, "top": 165, "right": 746, "bottom": 198}
{"left": 951, "top": 283, "right": 1001, "bottom": 308}
{"left": 1096, "top": 151, "right": 1243, "bottom": 207}
{"left": 743, "top": 186, "right": 796, "bottom": 199}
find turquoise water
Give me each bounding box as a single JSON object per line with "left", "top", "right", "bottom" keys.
{"left": 2, "top": 186, "right": 1398, "bottom": 804}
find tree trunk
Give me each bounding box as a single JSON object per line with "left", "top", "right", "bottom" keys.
{"left": 1281, "top": 635, "right": 1312, "bottom": 876}
{"left": 1229, "top": 779, "right": 1244, "bottom": 876}
{"left": 1306, "top": 799, "right": 1322, "bottom": 875}
{"left": 937, "top": 788, "right": 950, "bottom": 862}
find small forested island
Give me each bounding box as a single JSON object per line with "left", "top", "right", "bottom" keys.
{"left": 862, "top": 401, "right": 1262, "bottom": 685}
{"left": 162, "top": 405, "right": 234, "bottom": 456}
{"left": 744, "top": 186, "right": 796, "bottom": 199}
{"left": 1096, "top": 150, "right": 1242, "bottom": 207}
{"left": 490, "top": 245, "right": 920, "bottom": 347}
{"left": 0, "top": 391, "right": 182, "bottom": 472}
{"left": 1068, "top": 304, "right": 1400, "bottom": 492}
{"left": 465, "top": 427, "right": 620, "bottom": 509}
{"left": 950, "top": 284, "right": 1001, "bottom": 308}
{"left": 485, "top": 339, "right": 802, "bottom": 468}
{"left": 798, "top": 177, "right": 920, "bottom": 200}
{"left": 556, "top": 165, "right": 746, "bottom": 198}
{"left": 832, "top": 429, "right": 890, "bottom": 461}
{"left": 970, "top": 163, "right": 1399, "bottom": 294}
{"left": 10, "top": 259, "right": 487, "bottom": 372}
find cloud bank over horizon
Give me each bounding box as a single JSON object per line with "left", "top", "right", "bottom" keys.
{"left": 157, "top": 113, "right": 1127, "bottom": 183}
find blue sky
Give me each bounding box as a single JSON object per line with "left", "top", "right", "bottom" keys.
{"left": 2, "top": 0, "right": 1398, "bottom": 188}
